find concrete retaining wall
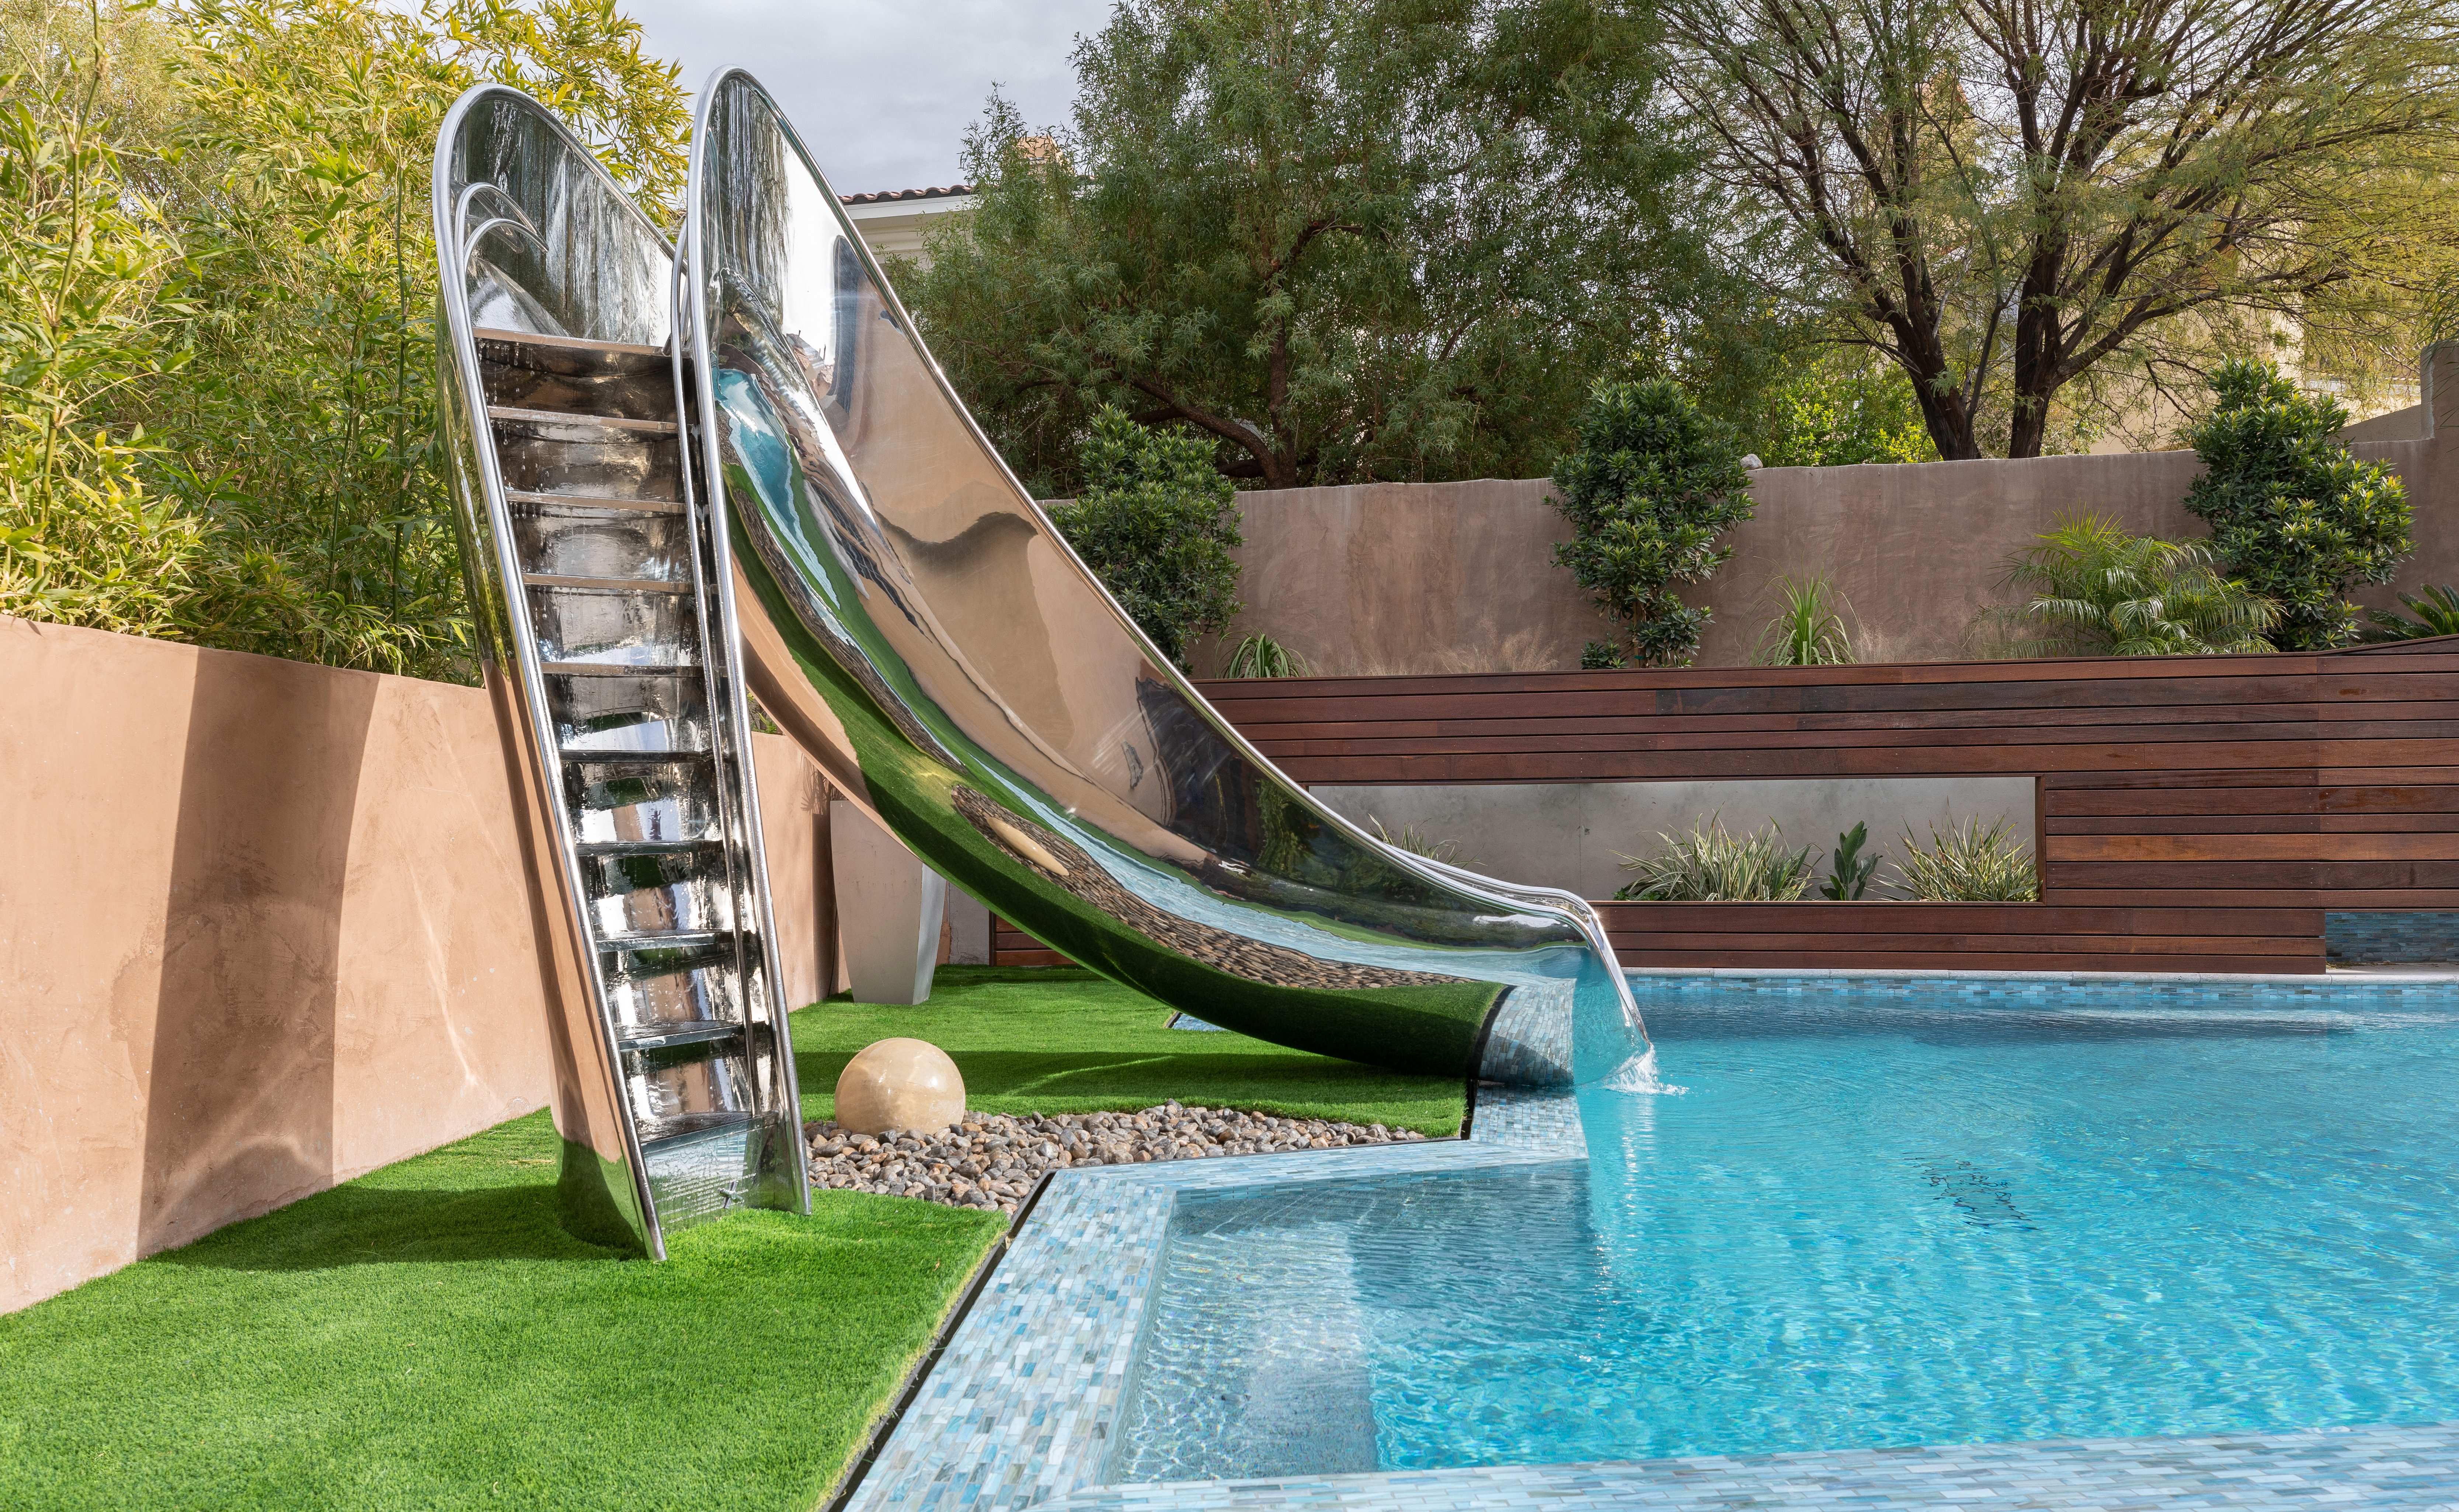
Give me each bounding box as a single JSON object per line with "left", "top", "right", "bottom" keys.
{"left": 1189, "top": 348, "right": 2459, "bottom": 675}
{"left": 0, "top": 617, "right": 843, "bottom": 1312}
{"left": 1312, "top": 778, "right": 2035, "bottom": 901}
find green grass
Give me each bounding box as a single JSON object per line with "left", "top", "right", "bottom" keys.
{"left": 0, "top": 1111, "right": 1005, "bottom": 1512}
{"left": 1, "top": 967, "right": 1461, "bottom": 1509}
{"left": 790, "top": 965, "right": 1467, "bottom": 1136}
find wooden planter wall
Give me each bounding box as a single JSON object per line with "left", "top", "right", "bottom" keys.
{"left": 991, "top": 641, "right": 2459, "bottom": 973}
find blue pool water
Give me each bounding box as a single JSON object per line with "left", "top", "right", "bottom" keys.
{"left": 1116, "top": 986, "right": 2459, "bottom": 1482}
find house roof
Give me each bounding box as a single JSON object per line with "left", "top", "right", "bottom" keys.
{"left": 841, "top": 185, "right": 975, "bottom": 206}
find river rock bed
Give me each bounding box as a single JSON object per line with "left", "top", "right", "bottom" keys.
{"left": 804, "top": 1102, "right": 1429, "bottom": 1212}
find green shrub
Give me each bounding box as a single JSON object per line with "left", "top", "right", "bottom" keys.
{"left": 1221, "top": 632, "right": 1311, "bottom": 678}
{"left": 1897, "top": 816, "right": 2037, "bottom": 902}
{"left": 2359, "top": 585, "right": 2459, "bottom": 642}
{"left": 1550, "top": 380, "right": 1754, "bottom": 668}
{"left": 1051, "top": 407, "right": 1242, "bottom": 670}
{"left": 1819, "top": 821, "right": 1883, "bottom": 899}
{"left": 2182, "top": 360, "right": 2411, "bottom": 649}
{"left": 1753, "top": 574, "right": 1857, "bottom": 665}
{"left": 1614, "top": 816, "right": 1815, "bottom": 901}
{"left": 1998, "top": 515, "right": 2278, "bottom": 655}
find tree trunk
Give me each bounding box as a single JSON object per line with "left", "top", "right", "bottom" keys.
{"left": 1892, "top": 334, "right": 1982, "bottom": 460}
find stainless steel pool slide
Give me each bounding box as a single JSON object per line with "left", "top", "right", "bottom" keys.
{"left": 434, "top": 77, "right": 1648, "bottom": 1255}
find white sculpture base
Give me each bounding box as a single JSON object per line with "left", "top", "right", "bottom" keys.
{"left": 831, "top": 801, "right": 947, "bottom": 1005}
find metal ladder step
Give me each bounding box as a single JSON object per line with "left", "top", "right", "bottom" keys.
{"left": 488, "top": 405, "right": 680, "bottom": 437}
{"left": 507, "top": 488, "right": 685, "bottom": 517}
{"left": 615, "top": 1020, "right": 743, "bottom": 1052}
{"left": 575, "top": 838, "right": 723, "bottom": 857}
{"left": 598, "top": 927, "right": 730, "bottom": 951}
{"left": 523, "top": 573, "right": 694, "bottom": 593}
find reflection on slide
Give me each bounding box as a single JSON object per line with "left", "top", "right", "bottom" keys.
{"left": 679, "top": 71, "right": 1651, "bottom": 1088}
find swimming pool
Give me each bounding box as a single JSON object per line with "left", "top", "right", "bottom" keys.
{"left": 1114, "top": 982, "right": 2459, "bottom": 1482}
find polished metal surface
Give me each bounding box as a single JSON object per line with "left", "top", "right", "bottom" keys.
{"left": 678, "top": 70, "right": 1651, "bottom": 1087}
{"left": 432, "top": 84, "right": 808, "bottom": 1257}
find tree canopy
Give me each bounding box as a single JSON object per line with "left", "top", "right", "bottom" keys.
{"left": 908, "top": 0, "right": 1705, "bottom": 496}
{"left": 1659, "top": 0, "right": 2459, "bottom": 459}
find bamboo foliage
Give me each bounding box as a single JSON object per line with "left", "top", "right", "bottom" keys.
{"left": 0, "top": 0, "right": 202, "bottom": 634}
{"left": 0, "top": 0, "right": 684, "bottom": 678}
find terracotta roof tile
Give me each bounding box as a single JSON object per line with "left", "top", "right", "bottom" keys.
{"left": 839, "top": 185, "right": 975, "bottom": 206}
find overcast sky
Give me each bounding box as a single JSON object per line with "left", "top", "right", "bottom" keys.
{"left": 625, "top": 0, "right": 1114, "bottom": 196}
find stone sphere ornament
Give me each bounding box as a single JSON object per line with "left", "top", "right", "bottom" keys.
{"left": 835, "top": 1037, "right": 966, "bottom": 1135}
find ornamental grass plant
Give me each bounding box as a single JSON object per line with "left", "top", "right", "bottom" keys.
{"left": 1615, "top": 815, "right": 1817, "bottom": 900}
{"left": 1222, "top": 632, "right": 1312, "bottom": 677}
{"left": 1366, "top": 814, "right": 1475, "bottom": 869}
{"left": 1753, "top": 574, "right": 1858, "bottom": 665}
{"left": 1897, "top": 815, "right": 2038, "bottom": 901}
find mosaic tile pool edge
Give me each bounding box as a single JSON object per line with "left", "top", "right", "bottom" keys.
{"left": 2328, "top": 910, "right": 2459, "bottom": 964}
{"left": 1626, "top": 966, "right": 2459, "bottom": 1006}
{"left": 844, "top": 1089, "right": 1585, "bottom": 1512}
{"left": 1041, "top": 1420, "right": 2459, "bottom": 1511}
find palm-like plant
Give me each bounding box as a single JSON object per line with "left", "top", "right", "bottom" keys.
{"left": 2359, "top": 585, "right": 2459, "bottom": 642}
{"left": 2000, "top": 515, "right": 2278, "bottom": 656}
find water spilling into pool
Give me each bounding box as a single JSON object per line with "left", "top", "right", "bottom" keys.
{"left": 1116, "top": 984, "right": 2459, "bottom": 1482}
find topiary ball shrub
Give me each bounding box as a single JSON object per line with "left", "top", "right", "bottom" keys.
{"left": 1549, "top": 380, "right": 1754, "bottom": 668}
{"left": 2181, "top": 360, "right": 2410, "bottom": 650}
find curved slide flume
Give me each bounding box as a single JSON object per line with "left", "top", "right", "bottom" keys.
{"left": 431, "top": 79, "right": 1655, "bottom": 1254}
{"left": 677, "top": 70, "right": 1653, "bottom": 1090}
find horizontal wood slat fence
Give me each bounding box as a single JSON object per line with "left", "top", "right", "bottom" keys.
{"left": 989, "top": 641, "right": 2459, "bottom": 974}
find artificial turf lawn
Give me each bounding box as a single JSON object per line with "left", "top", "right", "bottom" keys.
{"left": 0, "top": 1110, "right": 1006, "bottom": 1512}
{"left": 1, "top": 966, "right": 1461, "bottom": 1509}
{"left": 789, "top": 964, "right": 1467, "bottom": 1136}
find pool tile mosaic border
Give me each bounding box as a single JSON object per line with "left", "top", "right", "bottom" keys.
{"left": 844, "top": 1089, "right": 1583, "bottom": 1512}
{"left": 2328, "top": 910, "right": 2459, "bottom": 964}
{"left": 1625, "top": 966, "right": 2459, "bottom": 1006}
{"left": 1041, "top": 1421, "right": 2459, "bottom": 1511}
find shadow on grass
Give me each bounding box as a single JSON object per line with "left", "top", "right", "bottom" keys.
{"left": 151, "top": 1181, "right": 620, "bottom": 1273}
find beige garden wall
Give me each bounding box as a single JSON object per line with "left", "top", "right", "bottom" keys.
{"left": 0, "top": 617, "right": 839, "bottom": 1312}
{"left": 1193, "top": 348, "right": 2459, "bottom": 675}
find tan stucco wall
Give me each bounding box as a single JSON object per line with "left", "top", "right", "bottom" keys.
{"left": 0, "top": 618, "right": 837, "bottom": 1311}
{"left": 1190, "top": 348, "right": 2457, "bottom": 673}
